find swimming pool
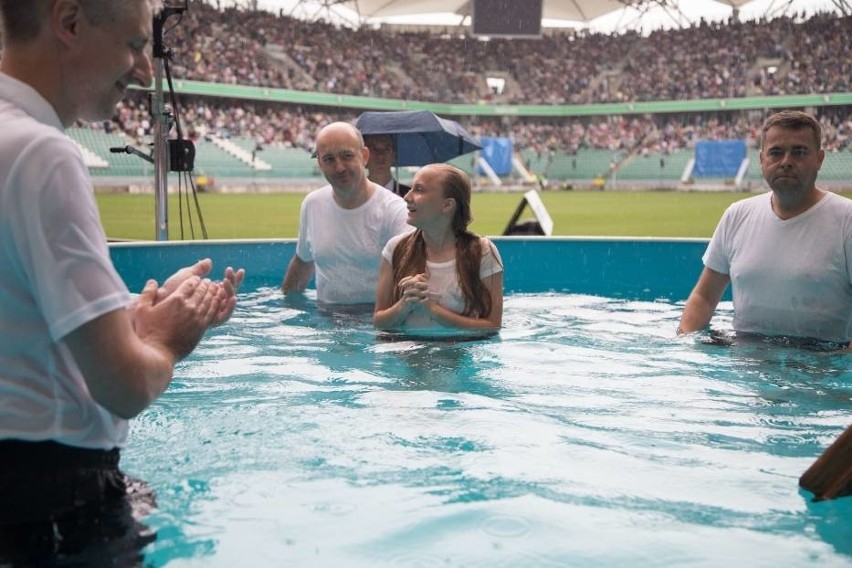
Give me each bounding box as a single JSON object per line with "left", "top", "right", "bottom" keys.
{"left": 110, "top": 239, "right": 851, "bottom": 567}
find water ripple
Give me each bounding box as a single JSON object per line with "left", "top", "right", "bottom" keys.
{"left": 122, "top": 292, "right": 852, "bottom": 567}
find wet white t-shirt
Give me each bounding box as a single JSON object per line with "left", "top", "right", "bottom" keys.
{"left": 295, "top": 183, "right": 410, "bottom": 304}
{"left": 382, "top": 234, "right": 504, "bottom": 330}
{"left": 0, "top": 72, "right": 132, "bottom": 449}
{"left": 703, "top": 191, "right": 852, "bottom": 342}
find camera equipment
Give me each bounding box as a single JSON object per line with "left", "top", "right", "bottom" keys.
{"left": 114, "top": 2, "right": 204, "bottom": 240}
{"left": 152, "top": 1, "right": 206, "bottom": 240}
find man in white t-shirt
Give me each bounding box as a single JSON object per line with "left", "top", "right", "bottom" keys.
{"left": 678, "top": 110, "right": 852, "bottom": 348}
{"left": 281, "top": 122, "right": 411, "bottom": 306}
{"left": 0, "top": 1, "right": 244, "bottom": 561}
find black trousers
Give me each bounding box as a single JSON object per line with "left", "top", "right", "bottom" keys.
{"left": 0, "top": 440, "right": 157, "bottom": 567}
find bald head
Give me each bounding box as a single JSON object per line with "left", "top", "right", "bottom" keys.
{"left": 315, "top": 122, "right": 371, "bottom": 197}
{"left": 316, "top": 122, "right": 364, "bottom": 150}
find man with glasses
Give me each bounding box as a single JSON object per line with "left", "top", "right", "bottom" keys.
{"left": 364, "top": 133, "right": 411, "bottom": 197}
{"left": 678, "top": 110, "right": 852, "bottom": 349}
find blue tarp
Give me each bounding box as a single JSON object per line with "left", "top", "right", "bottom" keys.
{"left": 478, "top": 136, "right": 513, "bottom": 176}
{"left": 694, "top": 139, "right": 747, "bottom": 178}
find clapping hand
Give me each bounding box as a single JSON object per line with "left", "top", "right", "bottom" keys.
{"left": 135, "top": 275, "right": 221, "bottom": 362}
{"left": 158, "top": 258, "right": 245, "bottom": 326}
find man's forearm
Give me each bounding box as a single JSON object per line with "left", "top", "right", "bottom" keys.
{"left": 281, "top": 256, "right": 312, "bottom": 294}
{"left": 678, "top": 295, "right": 716, "bottom": 334}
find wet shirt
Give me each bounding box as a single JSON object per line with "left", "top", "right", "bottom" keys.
{"left": 296, "top": 184, "right": 410, "bottom": 304}
{"left": 703, "top": 191, "right": 852, "bottom": 342}
{"left": 382, "top": 234, "right": 503, "bottom": 331}
{"left": 0, "top": 72, "right": 132, "bottom": 449}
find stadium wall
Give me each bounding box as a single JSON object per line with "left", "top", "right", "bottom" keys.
{"left": 130, "top": 80, "right": 852, "bottom": 117}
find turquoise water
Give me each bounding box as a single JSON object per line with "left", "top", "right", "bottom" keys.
{"left": 126, "top": 284, "right": 852, "bottom": 567}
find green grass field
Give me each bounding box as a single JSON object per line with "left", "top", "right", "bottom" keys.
{"left": 95, "top": 190, "right": 852, "bottom": 241}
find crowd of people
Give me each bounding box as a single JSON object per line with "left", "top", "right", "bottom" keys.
{"left": 2, "top": 2, "right": 849, "bottom": 111}
{"left": 98, "top": 94, "right": 851, "bottom": 159}
{"left": 104, "top": 96, "right": 342, "bottom": 151}
{"left": 52, "top": 2, "right": 845, "bottom": 158}
{"left": 159, "top": 3, "right": 849, "bottom": 105}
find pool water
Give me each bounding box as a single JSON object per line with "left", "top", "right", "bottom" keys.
{"left": 125, "top": 285, "right": 852, "bottom": 567}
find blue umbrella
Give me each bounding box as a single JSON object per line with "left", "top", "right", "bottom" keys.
{"left": 355, "top": 110, "right": 481, "bottom": 167}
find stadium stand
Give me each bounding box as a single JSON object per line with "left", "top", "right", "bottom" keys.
{"left": 66, "top": 127, "right": 153, "bottom": 178}
{"left": 37, "top": 2, "right": 849, "bottom": 190}
{"left": 209, "top": 136, "right": 273, "bottom": 171}
{"left": 192, "top": 138, "right": 261, "bottom": 178}
{"left": 158, "top": 4, "right": 848, "bottom": 105}
{"left": 613, "top": 150, "right": 694, "bottom": 183}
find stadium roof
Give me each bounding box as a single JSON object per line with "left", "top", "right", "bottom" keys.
{"left": 335, "top": 0, "right": 850, "bottom": 22}
{"left": 244, "top": 0, "right": 851, "bottom": 27}
{"left": 331, "top": 1, "right": 773, "bottom": 31}
{"left": 340, "top": 0, "right": 631, "bottom": 22}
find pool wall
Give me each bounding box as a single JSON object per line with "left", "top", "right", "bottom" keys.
{"left": 109, "top": 237, "right": 715, "bottom": 301}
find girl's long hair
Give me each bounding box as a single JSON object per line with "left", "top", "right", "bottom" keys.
{"left": 391, "top": 164, "right": 495, "bottom": 318}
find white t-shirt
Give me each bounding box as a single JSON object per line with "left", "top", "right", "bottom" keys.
{"left": 0, "top": 73, "right": 133, "bottom": 449}
{"left": 295, "top": 183, "right": 410, "bottom": 304}
{"left": 703, "top": 190, "right": 852, "bottom": 342}
{"left": 382, "top": 233, "right": 504, "bottom": 330}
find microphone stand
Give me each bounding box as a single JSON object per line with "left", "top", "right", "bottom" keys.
{"left": 151, "top": 10, "right": 171, "bottom": 241}
{"left": 112, "top": 4, "right": 197, "bottom": 240}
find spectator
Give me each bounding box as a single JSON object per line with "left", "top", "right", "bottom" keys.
{"left": 363, "top": 133, "right": 410, "bottom": 197}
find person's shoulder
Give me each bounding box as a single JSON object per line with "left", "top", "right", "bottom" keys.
{"left": 478, "top": 236, "right": 494, "bottom": 249}
{"left": 479, "top": 236, "right": 502, "bottom": 257}
{"left": 386, "top": 231, "right": 411, "bottom": 250}
{"left": 821, "top": 191, "right": 852, "bottom": 226}
{"left": 1, "top": 109, "right": 71, "bottom": 151}
{"left": 1, "top": 122, "right": 84, "bottom": 181}
{"left": 384, "top": 230, "right": 416, "bottom": 259}
{"left": 825, "top": 190, "right": 852, "bottom": 209}
{"left": 477, "top": 235, "right": 504, "bottom": 272}
{"left": 731, "top": 191, "right": 770, "bottom": 208}
{"left": 722, "top": 191, "right": 769, "bottom": 218}
{"left": 372, "top": 182, "right": 405, "bottom": 204}
{"left": 373, "top": 184, "right": 408, "bottom": 222}
{"left": 302, "top": 184, "right": 333, "bottom": 204}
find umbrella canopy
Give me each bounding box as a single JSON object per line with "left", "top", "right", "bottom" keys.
{"left": 355, "top": 110, "right": 481, "bottom": 167}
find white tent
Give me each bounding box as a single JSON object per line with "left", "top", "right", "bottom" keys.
{"left": 337, "top": 0, "right": 850, "bottom": 21}
{"left": 241, "top": 0, "right": 850, "bottom": 27}
{"left": 341, "top": 0, "right": 631, "bottom": 22}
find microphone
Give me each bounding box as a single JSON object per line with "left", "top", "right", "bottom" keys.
{"left": 110, "top": 145, "right": 155, "bottom": 164}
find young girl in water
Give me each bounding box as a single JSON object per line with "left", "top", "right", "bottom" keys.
{"left": 373, "top": 163, "right": 503, "bottom": 334}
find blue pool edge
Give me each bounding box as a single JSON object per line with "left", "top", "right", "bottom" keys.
{"left": 109, "top": 237, "right": 715, "bottom": 302}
